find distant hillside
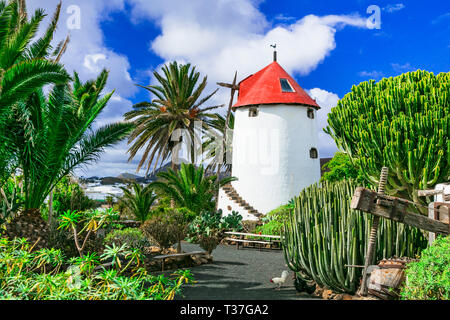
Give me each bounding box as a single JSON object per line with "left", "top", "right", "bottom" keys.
{"left": 117, "top": 173, "right": 143, "bottom": 180}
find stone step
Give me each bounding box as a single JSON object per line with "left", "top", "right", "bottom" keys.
{"left": 221, "top": 184, "right": 262, "bottom": 218}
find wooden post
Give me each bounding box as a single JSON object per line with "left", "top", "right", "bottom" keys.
{"left": 358, "top": 167, "right": 389, "bottom": 296}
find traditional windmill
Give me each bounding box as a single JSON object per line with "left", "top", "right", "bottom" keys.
{"left": 218, "top": 48, "right": 321, "bottom": 220}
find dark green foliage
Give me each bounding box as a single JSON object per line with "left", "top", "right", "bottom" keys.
{"left": 118, "top": 182, "right": 156, "bottom": 223}
{"left": 124, "top": 61, "right": 221, "bottom": 174}
{"left": 325, "top": 71, "right": 450, "bottom": 209}
{"left": 401, "top": 236, "right": 450, "bottom": 300}
{"left": 320, "top": 152, "right": 365, "bottom": 184}
{"left": 51, "top": 176, "right": 96, "bottom": 214}
{"left": 104, "top": 228, "right": 150, "bottom": 251}
{"left": 150, "top": 163, "right": 236, "bottom": 214}
{"left": 283, "top": 180, "right": 428, "bottom": 294}
{"left": 17, "top": 71, "right": 133, "bottom": 212}
{"left": 141, "top": 209, "right": 187, "bottom": 250}
{"left": 203, "top": 112, "right": 235, "bottom": 174}
{"left": 0, "top": 1, "right": 70, "bottom": 186}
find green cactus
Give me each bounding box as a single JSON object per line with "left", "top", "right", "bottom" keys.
{"left": 282, "top": 180, "right": 427, "bottom": 294}
{"left": 325, "top": 71, "right": 449, "bottom": 212}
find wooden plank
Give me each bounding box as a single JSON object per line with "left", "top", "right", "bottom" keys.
{"left": 153, "top": 251, "right": 207, "bottom": 260}
{"left": 351, "top": 187, "right": 449, "bottom": 235}
{"left": 418, "top": 189, "right": 444, "bottom": 197}
{"left": 224, "top": 237, "right": 272, "bottom": 245}
{"left": 224, "top": 231, "right": 281, "bottom": 239}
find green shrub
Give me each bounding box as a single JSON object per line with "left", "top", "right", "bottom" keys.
{"left": 254, "top": 203, "right": 293, "bottom": 237}
{"left": 186, "top": 210, "right": 243, "bottom": 253}
{"left": 255, "top": 219, "right": 284, "bottom": 237}
{"left": 141, "top": 210, "right": 187, "bottom": 252}
{"left": 401, "top": 236, "right": 450, "bottom": 300}
{"left": 104, "top": 228, "right": 150, "bottom": 251}
{"left": 52, "top": 176, "right": 96, "bottom": 214}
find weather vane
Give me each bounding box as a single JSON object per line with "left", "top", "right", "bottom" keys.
{"left": 270, "top": 44, "right": 277, "bottom": 62}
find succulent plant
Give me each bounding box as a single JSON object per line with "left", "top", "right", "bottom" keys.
{"left": 325, "top": 71, "right": 450, "bottom": 211}
{"left": 282, "top": 180, "right": 427, "bottom": 294}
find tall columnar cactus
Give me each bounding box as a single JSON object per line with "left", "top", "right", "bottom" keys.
{"left": 325, "top": 71, "right": 449, "bottom": 210}
{"left": 282, "top": 180, "right": 427, "bottom": 294}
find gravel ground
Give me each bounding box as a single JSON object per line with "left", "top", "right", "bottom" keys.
{"left": 170, "top": 242, "right": 317, "bottom": 300}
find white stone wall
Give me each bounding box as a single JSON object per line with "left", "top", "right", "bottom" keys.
{"left": 229, "top": 104, "right": 321, "bottom": 214}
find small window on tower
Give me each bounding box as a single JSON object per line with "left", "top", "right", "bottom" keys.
{"left": 280, "top": 78, "right": 295, "bottom": 92}
{"left": 249, "top": 107, "right": 259, "bottom": 118}
{"left": 307, "top": 108, "right": 315, "bottom": 119}
{"left": 310, "top": 148, "right": 318, "bottom": 159}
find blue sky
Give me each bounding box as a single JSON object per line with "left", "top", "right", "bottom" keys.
{"left": 31, "top": 1, "right": 450, "bottom": 177}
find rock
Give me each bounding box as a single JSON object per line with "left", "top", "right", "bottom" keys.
{"left": 343, "top": 294, "right": 353, "bottom": 300}
{"left": 334, "top": 294, "right": 343, "bottom": 300}
{"left": 322, "top": 289, "right": 333, "bottom": 300}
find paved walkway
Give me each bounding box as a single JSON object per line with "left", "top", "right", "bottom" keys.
{"left": 175, "top": 242, "right": 316, "bottom": 300}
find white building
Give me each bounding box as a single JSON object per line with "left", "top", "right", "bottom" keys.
{"left": 218, "top": 57, "right": 321, "bottom": 220}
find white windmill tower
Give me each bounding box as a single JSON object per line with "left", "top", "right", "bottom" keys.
{"left": 218, "top": 51, "right": 321, "bottom": 220}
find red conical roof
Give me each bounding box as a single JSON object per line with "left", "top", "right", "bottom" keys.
{"left": 233, "top": 61, "right": 320, "bottom": 109}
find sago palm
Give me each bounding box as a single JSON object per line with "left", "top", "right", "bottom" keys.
{"left": 14, "top": 70, "right": 133, "bottom": 212}
{"left": 124, "top": 62, "right": 222, "bottom": 175}
{"left": 118, "top": 182, "right": 156, "bottom": 223}
{"left": 0, "top": 0, "right": 70, "bottom": 185}
{"left": 150, "top": 163, "right": 236, "bottom": 214}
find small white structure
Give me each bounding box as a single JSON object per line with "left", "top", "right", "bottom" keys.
{"left": 218, "top": 57, "right": 321, "bottom": 220}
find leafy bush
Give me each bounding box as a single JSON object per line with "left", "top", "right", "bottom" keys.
{"left": 401, "top": 236, "right": 450, "bottom": 300}
{"left": 52, "top": 176, "right": 96, "bottom": 214}
{"left": 58, "top": 208, "right": 120, "bottom": 257}
{"left": 187, "top": 210, "right": 243, "bottom": 253}
{"left": 0, "top": 238, "right": 193, "bottom": 300}
{"left": 141, "top": 210, "right": 188, "bottom": 252}
{"left": 104, "top": 228, "right": 150, "bottom": 251}
{"left": 254, "top": 203, "right": 294, "bottom": 236}
{"left": 255, "top": 219, "right": 284, "bottom": 237}
{"left": 320, "top": 152, "right": 365, "bottom": 184}
{"left": 117, "top": 182, "right": 156, "bottom": 223}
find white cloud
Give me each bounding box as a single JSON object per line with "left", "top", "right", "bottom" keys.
{"left": 307, "top": 88, "right": 339, "bottom": 158}
{"left": 28, "top": 0, "right": 136, "bottom": 98}
{"left": 358, "top": 70, "right": 385, "bottom": 79}
{"left": 391, "top": 62, "right": 415, "bottom": 73}
{"left": 31, "top": 1, "right": 370, "bottom": 176}
{"left": 127, "top": 0, "right": 369, "bottom": 118}
{"left": 383, "top": 4, "right": 406, "bottom": 13}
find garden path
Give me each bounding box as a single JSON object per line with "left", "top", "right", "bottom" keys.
{"left": 169, "top": 242, "right": 317, "bottom": 300}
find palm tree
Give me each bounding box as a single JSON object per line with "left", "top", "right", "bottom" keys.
{"left": 124, "top": 62, "right": 222, "bottom": 175}
{"left": 0, "top": 0, "right": 70, "bottom": 186}
{"left": 15, "top": 70, "right": 133, "bottom": 214}
{"left": 150, "top": 163, "right": 236, "bottom": 215}
{"left": 118, "top": 182, "right": 156, "bottom": 223}
{"left": 203, "top": 112, "right": 234, "bottom": 174}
